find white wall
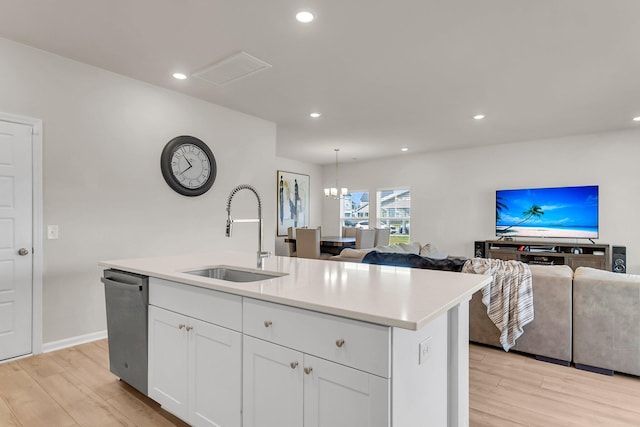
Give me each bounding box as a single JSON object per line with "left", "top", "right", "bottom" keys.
{"left": 322, "top": 129, "right": 640, "bottom": 273}
{"left": 274, "top": 157, "right": 324, "bottom": 256}
{"left": 4, "top": 33, "right": 637, "bottom": 344}
{"left": 0, "top": 38, "right": 277, "bottom": 343}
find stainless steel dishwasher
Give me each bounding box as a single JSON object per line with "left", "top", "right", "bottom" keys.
{"left": 102, "top": 269, "right": 149, "bottom": 395}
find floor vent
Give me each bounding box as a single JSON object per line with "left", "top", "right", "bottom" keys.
{"left": 193, "top": 51, "right": 272, "bottom": 86}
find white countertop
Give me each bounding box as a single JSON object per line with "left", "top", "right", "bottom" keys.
{"left": 99, "top": 251, "right": 491, "bottom": 330}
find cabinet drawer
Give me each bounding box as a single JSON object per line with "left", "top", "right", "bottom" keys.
{"left": 243, "top": 298, "right": 390, "bottom": 378}
{"left": 487, "top": 250, "right": 519, "bottom": 261}
{"left": 568, "top": 256, "right": 606, "bottom": 270}
{"left": 150, "top": 278, "right": 242, "bottom": 332}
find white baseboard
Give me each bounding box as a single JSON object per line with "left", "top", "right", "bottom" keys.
{"left": 42, "top": 330, "right": 108, "bottom": 353}
{"left": 0, "top": 352, "right": 33, "bottom": 364}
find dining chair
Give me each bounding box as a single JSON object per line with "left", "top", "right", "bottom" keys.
{"left": 355, "top": 228, "right": 376, "bottom": 249}
{"left": 287, "top": 226, "right": 297, "bottom": 257}
{"left": 296, "top": 228, "right": 332, "bottom": 260}
{"left": 342, "top": 226, "right": 357, "bottom": 238}
{"left": 374, "top": 228, "right": 390, "bottom": 246}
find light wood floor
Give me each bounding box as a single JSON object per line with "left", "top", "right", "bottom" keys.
{"left": 1, "top": 340, "right": 640, "bottom": 426}
{"left": 469, "top": 344, "right": 640, "bottom": 426}
{"left": 0, "top": 340, "right": 188, "bottom": 427}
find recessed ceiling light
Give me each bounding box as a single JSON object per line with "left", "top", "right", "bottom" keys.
{"left": 296, "top": 10, "right": 315, "bottom": 23}
{"left": 633, "top": 116, "right": 640, "bottom": 122}
{"left": 401, "top": 148, "right": 409, "bottom": 152}
{"left": 172, "top": 72, "right": 187, "bottom": 80}
{"left": 310, "top": 112, "right": 321, "bottom": 118}
{"left": 473, "top": 114, "right": 485, "bottom": 120}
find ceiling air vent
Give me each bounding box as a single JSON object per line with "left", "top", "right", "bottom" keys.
{"left": 193, "top": 51, "right": 272, "bottom": 86}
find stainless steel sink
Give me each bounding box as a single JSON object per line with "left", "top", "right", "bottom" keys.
{"left": 183, "top": 266, "right": 286, "bottom": 283}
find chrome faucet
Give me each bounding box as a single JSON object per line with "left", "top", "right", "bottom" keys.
{"left": 225, "top": 184, "right": 270, "bottom": 268}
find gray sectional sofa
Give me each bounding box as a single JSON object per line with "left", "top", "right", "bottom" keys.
{"left": 334, "top": 247, "right": 640, "bottom": 376}
{"left": 573, "top": 267, "right": 640, "bottom": 376}
{"left": 472, "top": 265, "right": 640, "bottom": 376}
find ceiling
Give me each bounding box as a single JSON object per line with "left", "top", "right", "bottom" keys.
{"left": 1, "top": 0, "right": 640, "bottom": 165}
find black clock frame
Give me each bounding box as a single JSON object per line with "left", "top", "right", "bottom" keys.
{"left": 160, "top": 135, "right": 217, "bottom": 197}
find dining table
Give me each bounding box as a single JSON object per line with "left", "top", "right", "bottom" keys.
{"left": 284, "top": 235, "right": 355, "bottom": 255}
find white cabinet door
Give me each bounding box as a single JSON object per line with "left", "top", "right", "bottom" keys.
{"left": 243, "top": 336, "right": 303, "bottom": 427}
{"left": 304, "top": 355, "right": 389, "bottom": 427}
{"left": 189, "top": 317, "right": 242, "bottom": 427}
{"left": 148, "top": 305, "right": 189, "bottom": 420}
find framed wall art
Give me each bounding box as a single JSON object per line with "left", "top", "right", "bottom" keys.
{"left": 277, "top": 171, "right": 310, "bottom": 236}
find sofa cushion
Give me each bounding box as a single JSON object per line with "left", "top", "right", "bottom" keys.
{"left": 374, "top": 242, "right": 421, "bottom": 254}
{"left": 336, "top": 241, "right": 423, "bottom": 259}
{"left": 336, "top": 248, "right": 374, "bottom": 259}
{"left": 419, "top": 243, "right": 448, "bottom": 260}
{"left": 573, "top": 266, "right": 640, "bottom": 376}
{"left": 469, "top": 264, "right": 573, "bottom": 361}
{"left": 513, "top": 264, "right": 573, "bottom": 358}
{"left": 331, "top": 241, "right": 447, "bottom": 263}
{"left": 361, "top": 251, "right": 467, "bottom": 272}
{"left": 397, "top": 242, "right": 422, "bottom": 254}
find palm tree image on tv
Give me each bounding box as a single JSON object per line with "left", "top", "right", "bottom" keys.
{"left": 496, "top": 204, "right": 544, "bottom": 235}
{"left": 495, "top": 186, "right": 599, "bottom": 239}
{"left": 496, "top": 195, "right": 508, "bottom": 222}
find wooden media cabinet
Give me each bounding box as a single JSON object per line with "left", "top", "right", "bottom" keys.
{"left": 483, "top": 240, "right": 610, "bottom": 271}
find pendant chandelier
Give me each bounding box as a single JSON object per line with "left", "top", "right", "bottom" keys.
{"left": 324, "top": 148, "right": 348, "bottom": 199}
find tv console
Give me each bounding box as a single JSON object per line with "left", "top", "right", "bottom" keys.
{"left": 482, "top": 240, "right": 610, "bottom": 271}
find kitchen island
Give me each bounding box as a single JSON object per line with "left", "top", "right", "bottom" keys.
{"left": 100, "top": 251, "right": 490, "bottom": 427}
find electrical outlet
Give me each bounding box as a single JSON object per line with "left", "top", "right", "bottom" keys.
{"left": 419, "top": 337, "right": 432, "bottom": 365}
{"left": 47, "top": 225, "right": 59, "bottom": 240}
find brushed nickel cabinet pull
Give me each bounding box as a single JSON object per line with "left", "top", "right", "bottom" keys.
{"left": 264, "top": 320, "right": 272, "bottom": 327}
{"left": 185, "top": 325, "right": 193, "bottom": 331}
{"left": 335, "top": 339, "right": 345, "bottom": 348}
{"left": 178, "top": 323, "right": 185, "bottom": 329}
{"left": 290, "top": 361, "right": 299, "bottom": 369}
{"left": 304, "top": 367, "right": 313, "bottom": 375}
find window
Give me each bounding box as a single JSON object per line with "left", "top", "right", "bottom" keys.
{"left": 340, "top": 191, "right": 369, "bottom": 229}
{"left": 376, "top": 188, "right": 410, "bottom": 243}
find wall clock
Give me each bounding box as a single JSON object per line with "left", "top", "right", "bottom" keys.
{"left": 160, "top": 135, "right": 217, "bottom": 196}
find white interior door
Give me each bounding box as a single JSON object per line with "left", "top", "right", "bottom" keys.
{"left": 0, "top": 120, "right": 33, "bottom": 361}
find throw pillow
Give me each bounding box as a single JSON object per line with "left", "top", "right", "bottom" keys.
{"left": 420, "top": 243, "right": 448, "bottom": 260}
{"left": 398, "top": 242, "right": 421, "bottom": 254}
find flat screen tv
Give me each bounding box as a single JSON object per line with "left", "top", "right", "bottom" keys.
{"left": 495, "top": 185, "right": 599, "bottom": 239}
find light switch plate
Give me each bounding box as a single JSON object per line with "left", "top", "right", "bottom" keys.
{"left": 419, "top": 337, "right": 432, "bottom": 365}
{"left": 47, "top": 225, "right": 59, "bottom": 239}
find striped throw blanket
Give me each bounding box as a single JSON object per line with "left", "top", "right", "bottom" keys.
{"left": 462, "top": 258, "right": 534, "bottom": 351}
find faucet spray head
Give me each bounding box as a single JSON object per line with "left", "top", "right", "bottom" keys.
{"left": 225, "top": 215, "right": 232, "bottom": 237}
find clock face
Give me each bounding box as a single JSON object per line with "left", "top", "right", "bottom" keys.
{"left": 161, "top": 136, "right": 217, "bottom": 196}
{"left": 171, "top": 143, "right": 211, "bottom": 189}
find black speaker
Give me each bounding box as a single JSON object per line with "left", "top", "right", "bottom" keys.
{"left": 612, "top": 246, "right": 626, "bottom": 274}
{"left": 474, "top": 241, "right": 485, "bottom": 258}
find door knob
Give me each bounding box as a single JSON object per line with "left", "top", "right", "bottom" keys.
{"left": 18, "top": 248, "right": 29, "bottom": 256}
